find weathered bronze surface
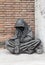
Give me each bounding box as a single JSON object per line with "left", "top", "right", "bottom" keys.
{"left": 5, "top": 19, "right": 43, "bottom": 54}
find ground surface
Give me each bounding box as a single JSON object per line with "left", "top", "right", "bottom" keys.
{"left": 0, "top": 49, "right": 45, "bottom": 65}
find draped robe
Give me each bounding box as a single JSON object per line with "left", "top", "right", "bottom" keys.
{"left": 5, "top": 19, "right": 43, "bottom": 54}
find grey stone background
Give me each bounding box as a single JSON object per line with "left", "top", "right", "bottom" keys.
{"left": 35, "top": 0, "right": 45, "bottom": 52}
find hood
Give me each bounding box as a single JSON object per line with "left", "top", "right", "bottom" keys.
{"left": 15, "top": 19, "right": 30, "bottom": 39}
{"left": 15, "top": 19, "right": 27, "bottom": 28}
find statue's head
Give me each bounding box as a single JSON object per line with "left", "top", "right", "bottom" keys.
{"left": 15, "top": 18, "right": 27, "bottom": 31}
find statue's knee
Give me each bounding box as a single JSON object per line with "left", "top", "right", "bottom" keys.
{"left": 5, "top": 40, "right": 10, "bottom": 46}
{"left": 7, "top": 47, "right": 15, "bottom": 54}
{"left": 5, "top": 40, "right": 9, "bottom": 49}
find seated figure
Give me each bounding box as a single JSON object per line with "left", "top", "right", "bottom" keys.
{"left": 5, "top": 19, "right": 43, "bottom": 54}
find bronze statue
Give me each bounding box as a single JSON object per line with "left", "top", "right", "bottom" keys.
{"left": 5, "top": 19, "right": 43, "bottom": 54}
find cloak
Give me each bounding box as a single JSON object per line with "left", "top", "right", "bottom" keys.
{"left": 5, "top": 19, "right": 43, "bottom": 54}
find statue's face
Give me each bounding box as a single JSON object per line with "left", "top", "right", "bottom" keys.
{"left": 16, "top": 27, "right": 24, "bottom": 31}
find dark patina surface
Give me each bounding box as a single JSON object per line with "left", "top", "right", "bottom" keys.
{"left": 5, "top": 19, "right": 43, "bottom": 54}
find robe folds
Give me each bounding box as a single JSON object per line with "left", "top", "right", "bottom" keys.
{"left": 5, "top": 19, "right": 43, "bottom": 54}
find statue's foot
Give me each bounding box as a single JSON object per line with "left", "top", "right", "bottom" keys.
{"left": 35, "top": 44, "right": 43, "bottom": 54}
{"left": 36, "top": 48, "right": 43, "bottom": 54}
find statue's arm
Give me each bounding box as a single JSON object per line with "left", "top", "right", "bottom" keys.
{"left": 27, "top": 31, "right": 34, "bottom": 39}
{"left": 20, "top": 36, "right": 32, "bottom": 43}
{"left": 20, "top": 28, "right": 34, "bottom": 42}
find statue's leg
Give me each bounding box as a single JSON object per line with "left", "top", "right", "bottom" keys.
{"left": 20, "top": 41, "right": 35, "bottom": 54}
{"left": 20, "top": 39, "right": 42, "bottom": 54}
{"left": 5, "top": 40, "right": 15, "bottom": 54}
{"left": 5, "top": 39, "right": 20, "bottom": 54}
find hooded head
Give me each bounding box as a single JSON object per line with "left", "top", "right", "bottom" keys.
{"left": 15, "top": 19, "right": 27, "bottom": 27}
{"left": 15, "top": 18, "right": 28, "bottom": 31}
{"left": 15, "top": 19, "right": 32, "bottom": 39}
